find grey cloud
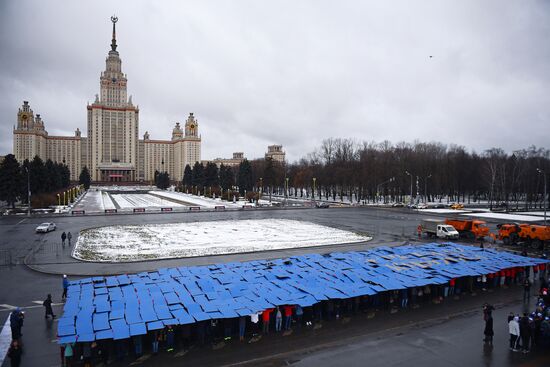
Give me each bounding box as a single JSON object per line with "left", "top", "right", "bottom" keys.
{"left": 1, "top": 0, "right": 549, "bottom": 162}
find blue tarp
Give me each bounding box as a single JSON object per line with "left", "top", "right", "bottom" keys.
{"left": 59, "top": 243, "right": 549, "bottom": 344}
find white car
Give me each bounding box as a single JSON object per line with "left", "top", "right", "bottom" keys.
{"left": 36, "top": 222, "right": 56, "bottom": 233}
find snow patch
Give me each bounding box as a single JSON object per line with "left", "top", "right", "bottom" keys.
{"left": 460, "top": 212, "right": 544, "bottom": 222}
{"left": 73, "top": 219, "right": 371, "bottom": 262}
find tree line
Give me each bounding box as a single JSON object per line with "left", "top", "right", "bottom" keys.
{"left": 180, "top": 139, "right": 549, "bottom": 209}
{"left": 0, "top": 154, "right": 71, "bottom": 208}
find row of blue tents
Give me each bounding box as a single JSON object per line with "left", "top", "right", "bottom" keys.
{"left": 58, "top": 243, "right": 548, "bottom": 343}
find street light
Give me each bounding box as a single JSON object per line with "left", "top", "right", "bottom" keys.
{"left": 423, "top": 174, "right": 432, "bottom": 203}
{"left": 285, "top": 177, "right": 289, "bottom": 198}
{"left": 537, "top": 168, "right": 547, "bottom": 225}
{"left": 405, "top": 171, "right": 413, "bottom": 204}
{"left": 57, "top": 193, "right": 61, "bottom": 206}
{"left": 376, "top": 177, "right": 395, "bottom": 203}
{"left": 312, "top": 177, "right": 317, "bottom": 202}
{"left": 25, "top": 167, "right": 30, "bottom": 217}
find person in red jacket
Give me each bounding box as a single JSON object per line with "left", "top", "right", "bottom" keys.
{"left": 283, "top": 305, "right": 295, "bottom": 330}
{"left": 262, "top": 308, "right": 274, "bottom": 334}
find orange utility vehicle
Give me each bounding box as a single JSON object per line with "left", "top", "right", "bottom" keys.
{"left": 496, "top": 223, "right": 522, "bottom": 245}
{"left": 497, "top": 223, "right": 550, "bottom": 249}
{"left": 445, "top": 219, "right": 490, "bottom": 240}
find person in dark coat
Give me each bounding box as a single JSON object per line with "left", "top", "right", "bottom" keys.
{"left": 484, "top": 315, "right": 494, "bottom": 344}
{"left": 67, "top": 232, "right": 72, "bottom": 246}
{"left": 7, "top": 339, "right": 22, "bottom": 367}
{"left": 519, "top": 313, "right": 531, "bottom": 353}
{"left": 62, "top": 275, "right": 69, "bottom": 300}
{"left": 10, "top": 308, "right": 24, "bottom": 340}
{"left": 61, "top": 232, "right": 67, "bottom": 246}
{"left": 43, "top": 294, "right": 55, "bottom": 319}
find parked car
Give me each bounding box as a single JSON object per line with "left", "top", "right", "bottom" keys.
{"left": 36, "top": 222, "right": 56, "bottom": 233}
{"left": 416, "top": 203, "right": 428, "bottom": 209}
{"left": 450, "top": 203, "right": 464, "bottom": 210}
{"left": 316, "top": 202, "right": 330, "bottom": 208}
{"left": 392, "top": 202, "right": 405, "bottom": 207}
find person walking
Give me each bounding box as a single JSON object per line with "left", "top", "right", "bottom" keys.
{"left": 10, "top": 308, "right": 24, "bottom": 340}
{"left": 523, "top": 278, "right": 531, "bottom": 303}
{"left": 67, "top": 232, "right": 72, "bottom": 246}
{"left": 43, "top": 294, "right": 55, "bottom": 319}
{"left": 62, "top": 275, "right": 69, "bottom": 300}
{"left": 7, "top": 339, "right": 22, "bottom": 367}
{"left": 484, "top": 315, "right": 494, "bottom": 344}
{"left": 509, "top": 316, "right": 520, "bottom": 351}
{"left": 61, "top": 232, "right": 67, "bottom": 246}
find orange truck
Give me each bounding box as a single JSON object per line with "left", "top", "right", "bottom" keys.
{"left": 496, "top": 223, "right": 522, "bottom": 245}
{"left": 497, "top": 223, "right": 550, "bottom": 249}
{"left": 445, "top": 219, "right": 490, "bottom": 240}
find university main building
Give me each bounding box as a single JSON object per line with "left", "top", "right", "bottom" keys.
{"left": 13, "top": 17, "right": 201, "bottom": 182}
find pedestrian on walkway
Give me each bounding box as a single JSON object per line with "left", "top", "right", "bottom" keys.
{"left": 249, "top": 312, "right": 260, "bottom": 336}
{"left": 132, "top": 335, "right": 142, "bottom": 357}
{"left": 484, "top": 315, "right": 494, "bottom": 344}
{"left": 294, "top": 305, "right": 303, "bottom": 328}
{"left": 283, "top": 305, "right": 294, "bottom": 330}
{"left": 519, "top": 314, "right": 531, "bottom": 353}
{"left": 275, "top": 307, "right": 283, "bottom": 332}
{"left": 43, "top": 294, "right": 55, "bottom": 319}
{"left": 7, "top": 339, "right": 22, "bottom": 367}
{"left": 262, "top": 308, "right": 273, "bottom": 334}
{"left": 67, "top": 232, "right": 72, "bottom": 246}
{"left": 62, "top": 274, "right": 69, "bottom": 300}
{"left": 239, "top": 316, "right": 247, "bottom": 341}
{"left": 64, "top": 342, "right": 74, "bottom": 367}
{"left": 523, "top": 279, "right": 531, "bottom": 303}
{"left": 509, "top": 316, "right": 520, "bottom": 351}
{"left": 10, "top": 308, "right": 24, "bottom": 340}
{"left": 61, "top": 232, "right": 67, "bottom": 246}
{"left": 151, "top": 330, "right": 160, "bottom": 354}
{"left": 166, "top": 325, "right": 174, "bottom": 352}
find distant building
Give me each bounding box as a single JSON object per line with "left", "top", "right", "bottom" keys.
{"left": 12, "top": 17, "right": 201, "bottom": 182}
{"left": 205, "top": 152, "right": 245, "bottom": 167}
{"left": 265, "top": 145, "right": 285, "bottom": 163}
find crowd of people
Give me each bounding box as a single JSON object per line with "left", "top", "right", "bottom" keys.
{"left": 506, "top": 279, "right": 550, "bottom": 353}
{"left": 7, "top": 258, "right": 549, "bottom": 366}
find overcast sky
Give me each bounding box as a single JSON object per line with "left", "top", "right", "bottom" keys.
{"left": 1, "top": 0, "right": 549, "bottom": 162}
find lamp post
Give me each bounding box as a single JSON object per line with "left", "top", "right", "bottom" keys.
{"left": 312, "top": 177, "right": 317, "bottom": 202}
{"left": 63, "top": 191, "right": 66, "bottom": 206}
{"left": 57, "top": 194, "right": 60, "bottom": 206}
{"left": 424, "top": 174, "right": 432, "bottom": 203}
{"left": 259, "top": 177, "right": 263, "bottom": 202}
{"left": 537, "top": 168, "right": 547, "bottom": 225}
{"left": 25, "top": 167, "right": 30, "bottom": 217}
{"left": 405, "top": 171, "right": 413, "bottom": 204}
{"left": 285, "top": 177, "right": 289, "bottom": 198}
{"left": 376, "top": 177, "right": 395, "bottom": 204}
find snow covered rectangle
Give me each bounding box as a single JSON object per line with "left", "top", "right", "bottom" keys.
{"left": 73, "top": 219, "right": 371, "bottom": 262}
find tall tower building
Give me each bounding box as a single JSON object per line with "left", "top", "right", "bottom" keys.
{"left": 13, "top": 16, "right": 202, "bottom": 183}
{"left": 87, "top": 16, "right": 139, "bottom": 181}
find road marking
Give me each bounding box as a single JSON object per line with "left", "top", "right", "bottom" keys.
{"left": 16, "top": 218, "right": 27, "bottom": 225}
{"left": 0, "top": 314, "right": 12, "bottom": 367}
{"left": 0, "top": 303, "right": 64, "bottom": 313}
{"left": 129, "top": 354, "right": 151, "bottom": 365}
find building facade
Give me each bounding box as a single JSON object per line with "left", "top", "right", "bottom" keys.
{"left": 12, "top": 17, "right": 201, "bottom": 182}
{"left": 265, "top": 145, "right": 285, "bottom": 163}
